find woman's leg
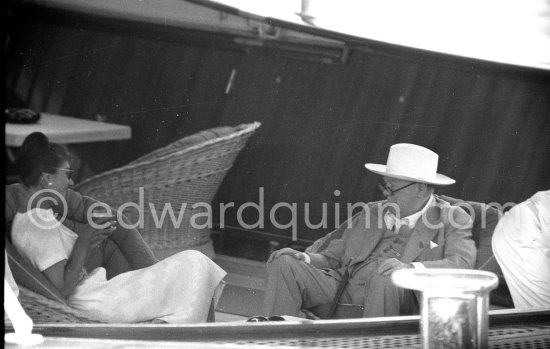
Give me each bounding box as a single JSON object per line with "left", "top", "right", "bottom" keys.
{"left": 85, "top": 238, "right": 132, "bottom": 279}
{"left": 82, "top": 212, "right": 157, "bottom": 276}
{"left": 72, "top": 249, "right": 226, "bottom": 323}
{"left": 108, "top": 213, "right": 158, "bottom": 269}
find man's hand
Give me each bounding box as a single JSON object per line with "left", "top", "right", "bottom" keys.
{"left": 267, "top": 248, "right": 306, "bottom": 263}
{"left": 377, "top": 258, "right": 412, "bottom": 276}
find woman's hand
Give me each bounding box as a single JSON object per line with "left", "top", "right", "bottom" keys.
{"left": 77, "top": 216, "right": 116, "bottom": 249}
{"left": 267, "top": 247, "right": 306, "bottom": 263}
{"left": 43, "top": 216, "right": 116, "bottom": 298}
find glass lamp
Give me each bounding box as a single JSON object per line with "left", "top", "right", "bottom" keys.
{"left": 392, "top": 268, "right": 499, "bottom": 349}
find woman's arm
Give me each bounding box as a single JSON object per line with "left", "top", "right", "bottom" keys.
{"left": 42, "top": 220, "right": 114, "bottom": 298}
{"left": 59, "top": 189, "right": 99, "bottom": 223}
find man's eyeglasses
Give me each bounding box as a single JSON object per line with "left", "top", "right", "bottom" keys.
{"left": 378, "top": 181, "right": 416, "bottom": 196}
{"left": 54, "top": 168, "right": 74, "bottom": 180}
{"left": 246, "top": 316, "right": 285, "bottom": 322}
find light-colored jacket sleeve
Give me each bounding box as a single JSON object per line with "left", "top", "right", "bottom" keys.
{"left": 420, "top": 205, "right": 477, "bottom": 269}
{"left": 305, "top": 211, "right": 364, "bottom": 270}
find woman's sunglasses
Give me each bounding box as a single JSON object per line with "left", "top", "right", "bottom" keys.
{"left": 54, "top": 168, "right": 75, "bottom": 180}
{"left": 246, "top": 316, "right": 285, "bottom": 322}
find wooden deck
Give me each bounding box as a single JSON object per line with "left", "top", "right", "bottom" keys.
{"left": 214, "top": 254, "right": 266, "bottom": 321}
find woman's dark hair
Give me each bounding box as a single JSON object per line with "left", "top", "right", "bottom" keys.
{"left": 14, "top": 132, "right": 72, "bottom": 187}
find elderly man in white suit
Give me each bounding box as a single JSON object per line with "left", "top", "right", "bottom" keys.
{"left": 264, "top": 143, "right": 477, "bottom": 318}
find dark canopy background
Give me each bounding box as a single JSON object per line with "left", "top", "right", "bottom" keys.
{"left": 5, "top": 2, "right": 550, "bottom": 249}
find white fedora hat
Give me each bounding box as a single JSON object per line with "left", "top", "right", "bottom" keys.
{"left": 364, "top": 143, "right": 455, "bottom": 185}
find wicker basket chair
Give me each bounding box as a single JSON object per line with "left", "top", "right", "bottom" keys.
{"left": 6, "top": 242, "right": 102, "bottom": 324}
{"left": 6, "top": 237, "right": 214, "bottom": 324}
{"left": 14, "top": 286, "right": 102, "bottom": 324}
{"left": 74, "top": 122, "right": 260, "bottom": 251}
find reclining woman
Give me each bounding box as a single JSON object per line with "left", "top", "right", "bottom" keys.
{"left": 8, "top": 132, "right": 226, "bottom": 323}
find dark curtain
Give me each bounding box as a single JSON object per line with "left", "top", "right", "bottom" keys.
{"left": 5, "top": 10, "right": 550, "bottom": 243}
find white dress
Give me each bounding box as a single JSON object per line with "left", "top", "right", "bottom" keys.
{"left": 11, "top": 208, "right": 226, "bottom": 323}
{"left": 492, "top": 190, "right": 550, "bottom": 309}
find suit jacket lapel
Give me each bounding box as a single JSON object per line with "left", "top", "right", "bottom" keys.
{"left": 401, "top": 203, "right": 442, "bottom": 263}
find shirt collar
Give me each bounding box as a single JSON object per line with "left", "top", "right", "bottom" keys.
{"left": 384, "top": 195, "right": 434, "bottom": 231}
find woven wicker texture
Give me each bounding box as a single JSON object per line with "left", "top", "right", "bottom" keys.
{"left": 75, "top": 122, "right": 260, "bottom": 250}
{"left": 15, "top": 286, "right": 163, "bottom": 324}
{"left": 17, "top": 286, "right": 102, "bottom": 324}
